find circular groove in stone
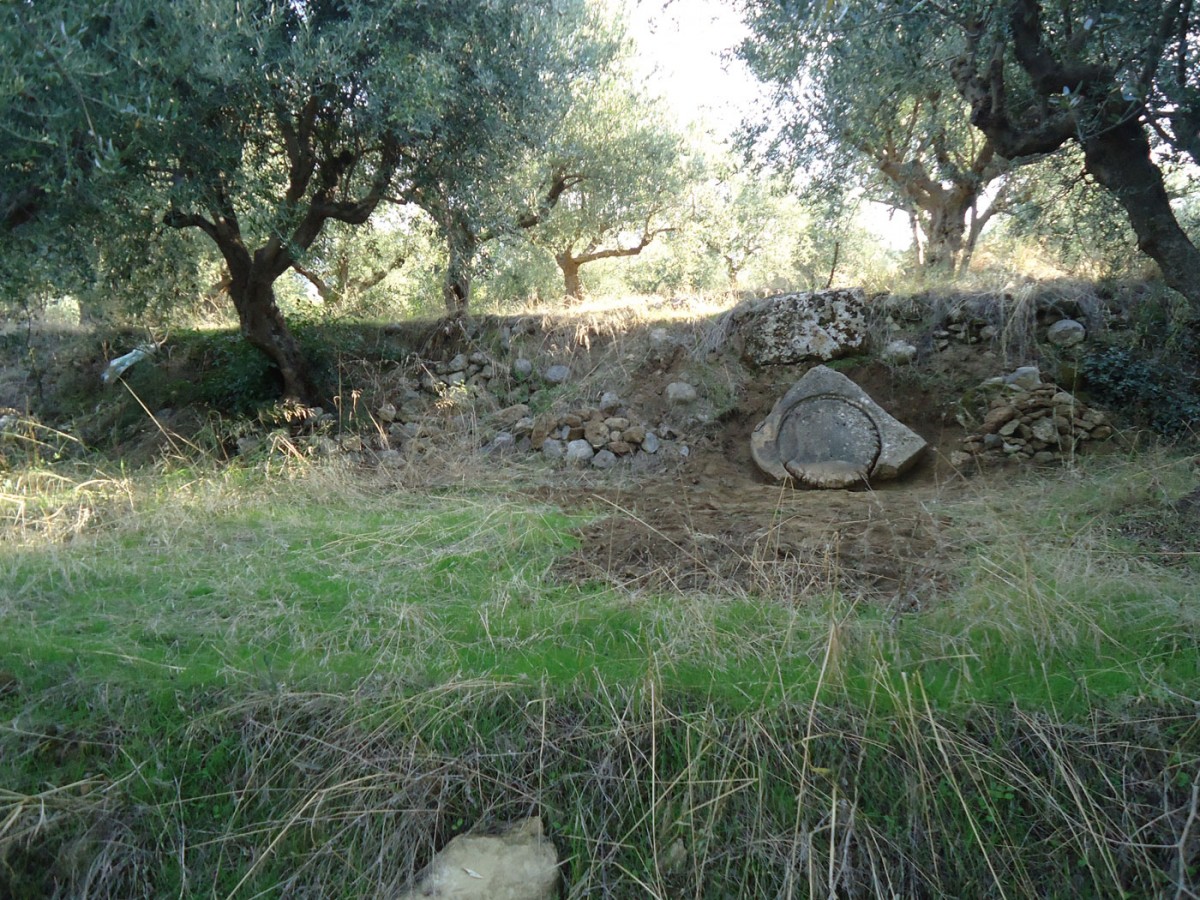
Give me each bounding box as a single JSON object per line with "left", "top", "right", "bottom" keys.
{"left": 777, "top": 397, "right": 881, "bottom": 483}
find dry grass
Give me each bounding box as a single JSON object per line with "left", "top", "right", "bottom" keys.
{"left": 2, "top": 396, "right": 1200, "bottom": 895}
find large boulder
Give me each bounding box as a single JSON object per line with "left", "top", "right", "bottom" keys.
{"left": 397, "top": 817, "right": 559, "bottom": 900}
{"left": 731, "top": 289, "right": 867, "bottom": 367}
{"left": 752, "top": 365, "right": 927, "bottom": 488}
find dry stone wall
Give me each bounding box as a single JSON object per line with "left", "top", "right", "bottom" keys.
{"left": 956, "top": 379, "right": 1113, "bottom": 465}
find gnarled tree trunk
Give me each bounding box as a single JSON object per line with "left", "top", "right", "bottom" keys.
{"left": 952, "top": 0, "right": 1200, "bottom": 309}
{"left": 229, "top": 274, "right": 318, "bottom": 404}
{"left": 443, "top": 222, "right": 477, "bottom": 315}
{"left": 1081, "top": 118, "right": 1200, "bottom": 305}
{"left": 555, "top": 252, "right": 583, "bottom": 300}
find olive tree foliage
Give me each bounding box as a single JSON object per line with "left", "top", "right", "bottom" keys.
{"left": 0, "top": 5, "right": 220, "bottom": 329}
{"left": 943, "top": 0, "right": 1200, "bottom": 308}
{"left": 2, "top": 0, "right": 605, "bottom": 403}
{"left": 738, "top": 0, "right": 1019, "bottom": 275}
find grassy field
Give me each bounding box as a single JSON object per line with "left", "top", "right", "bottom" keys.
{"left": 2, "top": 448, "right": 1199, "bottom": 897}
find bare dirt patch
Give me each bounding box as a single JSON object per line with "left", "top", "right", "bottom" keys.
{"left": 1118, "top": 481, "right": 1200, "bottom": 568}
{"left": 555, "top": 361, "right": 970, "bottom": 605}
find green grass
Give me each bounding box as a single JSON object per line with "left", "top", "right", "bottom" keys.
{"left": 2, "top": 452, "right": 1199, "bottom": 896}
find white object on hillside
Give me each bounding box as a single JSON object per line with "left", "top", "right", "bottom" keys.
{"left": 101, "top": 344, "right": 157, "bottom": 385}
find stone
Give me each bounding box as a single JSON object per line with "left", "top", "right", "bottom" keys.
{"left": 541, "top": 438, "right": 565, "bottom": 460}
{"left": 495, "top": 403, "right": 532, "bottom": 430}
{"left": 607, "top": 440, "right": 633, "bottom": 456}
{"left": 1032, "top": 451, "right": 1057, "bottom": 463}
{"left": 584, "top": 420, "right": 610, "bottom": 448}
{"left": 445, "top": 353, "right": 468, "bottom": 373}
{"left": 513, "top": 358, "right": 534, "bottom": 380}
{"left": 310, "top": 436, "right": 339, "bottom": 457}
{"left": 622, "top": 425, "right": 647, "bottom": 445}
{"left": 881, "top": 339, "right": 918, "bottom": 365}
{"left": 1031, "top": 417, "right": 1059, "bottom": 444}
{"left": 598, "top": 391, "right": 622, "bottom": 413}
{"left": 1006, "top": 366, "right": 1042, "bottom": 390}
{"left": 512, "top": 417, "right": 534, "bottom": 438}
{"left": 543, "top": 364, "right": 571, "bottom": 385}
{"left": 785, "top": 458, "right": 868, "bottom": 488}
{"left": 949, "top": 450, "right": 974, "bottom": 468}
{"left": 982, "top": 405, "right": 1018, "bottom": 431}
{"left": 666, "top": 382, "right": 698, "bottom": 404}
{"left": 377, "top": 402, "right": 398, "bottom": 423}
{"left": 236, "top": 435, "right": 262, "bottom": 457}
{"left": 731, "top": 289, "right": 868, "bottom": 367}
{"left": 604, "top": 417, "right": 629, "bottom": 431}
{"left": 591, "top": 449, "right": 618, "bottom": 469}
{"left": 397, "top": 817, "right": 559, "bottom": 900}
{"left": 641, "top": 431, "right": 661, "bottom": 454}
{"left": 488, "top": 432, "right": 517, "bottom": 454}
{"left": 751, "top": 364, "right": 926, "bottom": 486}
{"left": 565, "top": 439, "right": 594, "bottom": 465}
{"left": 1047, "top": 319, "right": 1086, "bottom": 347}
{"left": 378, "top": 449, "right": 404, "bottom": 468}
{"left": 444, "top": 371, "right": 466, "bottom": 386}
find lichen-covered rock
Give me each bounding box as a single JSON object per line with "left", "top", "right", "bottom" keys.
{"left": 732, "top": 289, "right": 868, "bottom": 367}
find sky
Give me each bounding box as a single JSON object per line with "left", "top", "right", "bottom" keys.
{"left": 625, "top": 0, "right": 763, "bottom": 137}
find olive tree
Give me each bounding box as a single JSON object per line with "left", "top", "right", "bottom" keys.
{"left": 947, "top": 0, "right": 1200, "bottom": 307}
{"left": 3, "top": 0, "right": 603, "bottom": 402}
{"left": 739, "top": 0, "right": 1020, "bottom": 274}
{"left": 527, "top": 62, "right": 690, "bottom": 300}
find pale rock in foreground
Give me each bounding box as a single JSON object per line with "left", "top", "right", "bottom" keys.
{"left": 396, "top": 817, "right": 558, "bottom": 900}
